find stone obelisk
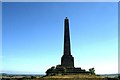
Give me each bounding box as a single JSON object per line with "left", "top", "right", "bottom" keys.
{"left": 61, "top": 17, "right": 74, "bottom": 68}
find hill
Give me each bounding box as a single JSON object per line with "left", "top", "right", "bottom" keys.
{"left": 40, "top": 74, "right": 110, "bottom": 80}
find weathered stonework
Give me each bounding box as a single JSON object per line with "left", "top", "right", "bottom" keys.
{"left": 61, "top": 17, "right": 74, "bottom": 68}
{"left": 46, "top": 17, "right": 91, "bottom": 76}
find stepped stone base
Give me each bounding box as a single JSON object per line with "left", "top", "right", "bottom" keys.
{"left": 46, "top": 65, "right": 90, "bottom": 76}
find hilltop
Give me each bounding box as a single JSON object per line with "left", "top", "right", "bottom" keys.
{"left": 1, "top": 73, "right": 120, "bottom": 80}
{"left": 44, "top": 74, "right": 105, "bottom": 78}
{"left": 37, "top": 74, "right": 119, "bottom": 80}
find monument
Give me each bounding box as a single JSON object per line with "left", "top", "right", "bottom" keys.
{"left": 61, "top": 17, "right": 74, "bottom": 68}
{"left": 46, "top": 17, "right": 91, "bottom": 76}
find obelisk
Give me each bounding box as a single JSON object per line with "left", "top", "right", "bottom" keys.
{"left": 61, "top": 17, "right": 74, "bottom": 68}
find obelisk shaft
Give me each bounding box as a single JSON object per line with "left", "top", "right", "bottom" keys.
{"left": 61, "top": 17, "right": 74, "bottom": 68}
{"left": 64, "top": 17, "right": 71, "bottom": 55}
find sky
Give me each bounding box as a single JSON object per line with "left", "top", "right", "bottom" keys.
{"left": 1, "top": 0, "right": 120, "bottom": 2}
{"left": 2, "top": 2, "right": 118, "bottom": 74}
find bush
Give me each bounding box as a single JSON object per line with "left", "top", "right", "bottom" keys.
{"left": 89, "top": 68, "right": 95, "bottom": 75}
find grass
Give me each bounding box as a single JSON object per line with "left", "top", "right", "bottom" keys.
{"left": 39, "top": 74, "right": 108, "bottom": 80}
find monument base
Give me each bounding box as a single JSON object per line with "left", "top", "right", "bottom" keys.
{"left": 46, "top": 65, "right": 90, "bottom": 76}
{"left": 61, "top": 55, "right": 74, "bottom": 68}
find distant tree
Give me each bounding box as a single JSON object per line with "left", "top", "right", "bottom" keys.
{"left": 2, "top": 73, "right": 7, "bottom": 76}
{"left": 31, "top": 76, "right": 34, "bottom": 79}
{"left": 89, "top": 68, "right": 95, "bottom": 75}
{"left": 46, "top": 66, "right": 56, "bottom": 76}
{"left": 46, "top": 68, "right": 52, "bottom": 76}
{"left": 118, "top": 75, "right": 120, "bottom": 79}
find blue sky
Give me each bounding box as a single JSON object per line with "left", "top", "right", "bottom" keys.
{"left": 2, "top": 2, "right": 118, "bottom": 74}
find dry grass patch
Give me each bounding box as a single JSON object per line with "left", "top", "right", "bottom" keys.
{"left": 44, "top": 74, "right": 105, "bottom": 79}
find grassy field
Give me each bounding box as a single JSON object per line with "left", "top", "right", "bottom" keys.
{"left": 1, "top": 74, "right": 119, "bottom": 80}
{"left": 44, "top": 74, "right": 105, "bottom": 78}
{"left": 38, "top": 74, "right": 110, "bottom": 80}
